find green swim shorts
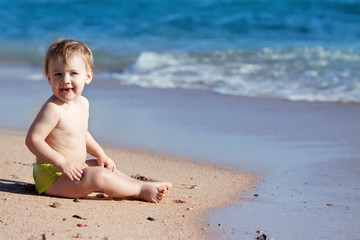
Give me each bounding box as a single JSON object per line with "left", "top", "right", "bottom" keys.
{"left": 33, "top": 163, "right": 62, "bottom": 195}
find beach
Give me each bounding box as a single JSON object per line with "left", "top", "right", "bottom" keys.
{"left": 0, "top": 129, "right": 258, "bottom": 240}
{"left": 0, "top": 77, "right": 359, "bottom": 239}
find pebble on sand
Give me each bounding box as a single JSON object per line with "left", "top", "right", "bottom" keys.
{"left": 172, "top": 199, "right": 187, "bottom": 203}
{"left": 257, "top": 233, "right": 267, "bottom": 240}
{"left": 50, "top": 202, "right": 61, "bottom": 208}
{"left": 73, "top": 215, "right": 86, "bottom": 220}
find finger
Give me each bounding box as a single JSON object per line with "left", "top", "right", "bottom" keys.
{"left": 74, "top": 168, "right": 83, "bottom": 179}
{"left": 74, "top": 171, "right": 82, "bottom": 179}
{"left": 77, "top": 167, "right": 84, "bottom": 175}
{"left": 73, "top": 171, "right": 81, "bottom": 181}
{"left": 106, "top": 163, "right": 112, "bottom": 171}
{"left": 108, "top": 163, "right": 114, "bottom": 171}
{"left": 66, "top": 172, "right": 74, "bottom": 181}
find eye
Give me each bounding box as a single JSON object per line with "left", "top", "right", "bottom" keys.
{"left": 71, "top": 72, "right": 79, "bottom": 76}
{"left": 54, "top": 72, "right": 62, "bottom": 77}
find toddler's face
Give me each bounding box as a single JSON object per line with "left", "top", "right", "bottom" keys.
{"left": 47, "top": 54, "right": 92, "bottom": 103}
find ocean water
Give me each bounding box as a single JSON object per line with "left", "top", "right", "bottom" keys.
{"left": 1, "top": 0, "right": 360, "bottom": 103}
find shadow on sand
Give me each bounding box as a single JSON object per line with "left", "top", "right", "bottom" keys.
{"left": 0, "top": 178, "right": 37, "bottom": 196}
{"left": 0, "top": 179, "right": 129, "bottom": 201}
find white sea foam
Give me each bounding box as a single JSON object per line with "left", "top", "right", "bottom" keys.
{"left": 131, "top": 52, "right": 180, "bottom": 73}
{"left": 4, "top": 47, "right": 358, "bottom": 104}
{"left": 112, "top": 48, "right": 360, "bottom": 103}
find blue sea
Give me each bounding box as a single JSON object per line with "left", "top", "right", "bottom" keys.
{"left": 1, "top": 0, "right": 360, "bottom": 103}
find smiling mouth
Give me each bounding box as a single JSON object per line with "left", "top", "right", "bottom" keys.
{"left": 60, "top": 87, "right": 73, "bottom": 94}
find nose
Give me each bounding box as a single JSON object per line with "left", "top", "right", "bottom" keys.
{"left": 62, "top": 73, "right": 71, "bottom": 84}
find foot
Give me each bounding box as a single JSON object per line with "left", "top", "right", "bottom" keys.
{"left": 139, "top": 182, "right": 172, "bottom": 203}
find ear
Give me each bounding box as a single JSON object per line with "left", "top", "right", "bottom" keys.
{"left": 47, "top": 74, "right": 51, "bottom": 85}
{"left": 85, "top": 69, "right": 93, "bottom": 85}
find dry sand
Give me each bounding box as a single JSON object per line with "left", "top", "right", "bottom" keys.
{"left": 0, "top": 129, "right": 258, "bottom": 240}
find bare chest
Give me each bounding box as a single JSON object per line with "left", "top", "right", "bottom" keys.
{"left": 47, "top": 104, "right": 89, "bottom": 143}
{"left": 58, "top": 108, "right": 88, "bottom": 136}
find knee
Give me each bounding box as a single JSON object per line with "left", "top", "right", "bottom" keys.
{"left": 85, "top": 167, "right": 111, "bottom": 188}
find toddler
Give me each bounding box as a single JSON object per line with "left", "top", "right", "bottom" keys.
{"left": 26, "top": 38, "right": 171, "bottom": 202}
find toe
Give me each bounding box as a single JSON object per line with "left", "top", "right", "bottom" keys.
{"left": 157, "top": 193, "right": 165, "bottom": 201}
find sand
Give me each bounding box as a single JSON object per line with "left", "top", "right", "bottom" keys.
{"left": 0, "top": 129, "right": 258, "bottom": 240}
{"left": 1, "top": 78, "right": 359, "bottom": 239}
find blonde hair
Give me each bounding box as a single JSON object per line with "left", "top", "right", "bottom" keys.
{"left": 44, "top": 38, "right": 93, "bottom": 75}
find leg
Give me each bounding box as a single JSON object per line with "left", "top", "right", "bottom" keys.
{"left": 85, "top": 159, "right": 140, "bottom": 184}
{"left": 85, "top": 159, "right": 171, "bottom": 196}
{"left": 45, "top": 165, "right": 171, "bottom": 203}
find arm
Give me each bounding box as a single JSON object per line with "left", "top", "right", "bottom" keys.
{"left": 25, "top": 102, "right": 83, "bottom": 181}
{"left": 86, "top": 131, "right": 116, "bottom": 171}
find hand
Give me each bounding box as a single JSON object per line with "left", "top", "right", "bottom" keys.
{"left": 97, "top": 154, "right": 116, "bottom": 172}
{"left": 58, "top": 161, "right": 83, "bottom": 181}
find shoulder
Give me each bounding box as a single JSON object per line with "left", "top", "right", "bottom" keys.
{"left": 78, "top": 96, "right": 90, "bottom": 109}
{"left": 80, "top": 95, "right": 89, "bottom": 105}
{"left": 41, "top": 96, "right": 62, "bottom": 115}
{"left": 31, "top": 96, "right": 62, "bottom": 126}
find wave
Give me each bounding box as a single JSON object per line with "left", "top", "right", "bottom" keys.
{"left": 110, "top": 47, "right": 360, "bottom": 103}
{"left": 1, "top": 44, "right": 358, "bottom": 103}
